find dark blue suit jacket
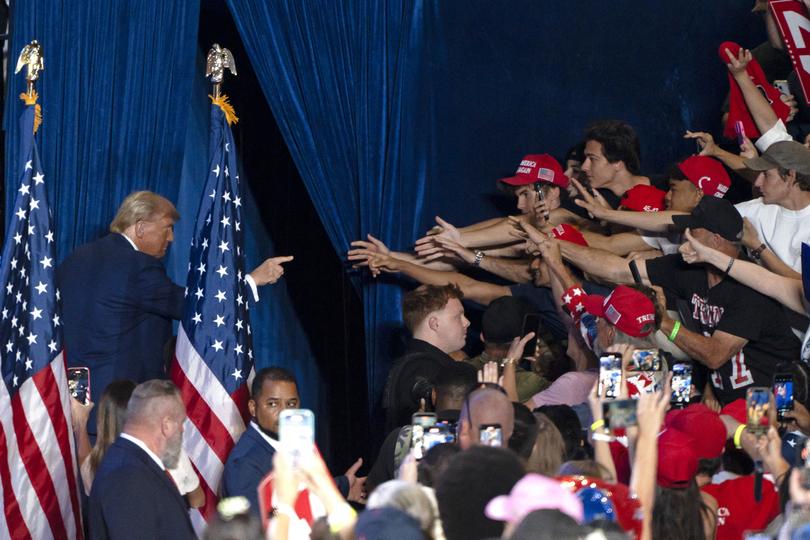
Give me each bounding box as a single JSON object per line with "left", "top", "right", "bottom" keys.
{"left": 221, "top": 423, "right": 276, "bottom": 515}
{"left": 88, "top": 437, "right": 194, "bottom": 540}
{"left": 221, "top": 423, "right": 350, "bottom": 516}
{"left": 57, "top": 234, "right": 184, "bottom": 432}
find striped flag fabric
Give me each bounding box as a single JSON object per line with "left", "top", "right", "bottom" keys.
{"left": 170, "top": 98, "right": 254, "bottom": 530}
{"left": 0, "top": 98, "right": 83, "bottom": 538}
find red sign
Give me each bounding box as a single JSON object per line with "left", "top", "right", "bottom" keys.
{"left": 769, "top": 0, "right": 810, "bottom": 104}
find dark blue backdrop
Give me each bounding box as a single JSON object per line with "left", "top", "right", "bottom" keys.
{"left": 5, "top": 0, "right": 764, "bottom": 456}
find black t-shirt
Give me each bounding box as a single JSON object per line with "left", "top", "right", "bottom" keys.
{"left": 646, "top": 254, "right": 801, "bottom": 404}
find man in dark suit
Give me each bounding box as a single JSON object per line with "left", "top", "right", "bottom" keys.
{"left": 57, "top": 191, "right": 292, "bottom": 434}
{"left": 221, "top": 367, "right": 362, "bottom": 515}
{"left": 89, "top": 379, "right": 194, "bottom": 539}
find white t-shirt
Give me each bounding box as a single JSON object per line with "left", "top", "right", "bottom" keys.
{"left": 735, "top": 198, "right": 810, "bottom": 271}
{"left": 802, "top": 325, "right": 810, "bottom": 365}
{"left": 641, "top": 230, "right": 682, "bottom": 255}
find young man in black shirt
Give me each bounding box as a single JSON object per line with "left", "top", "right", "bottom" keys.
{"left": 546, "top": 196, "right": 801, "bottom": 405}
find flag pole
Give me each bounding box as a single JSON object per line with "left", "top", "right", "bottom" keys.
{"left": 15, "top": 39, "right": 44, "bottom": 97}
{"left": 205, "top": 43, "right": 237, "bottom": 100}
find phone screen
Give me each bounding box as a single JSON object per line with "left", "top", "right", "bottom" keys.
{"left": 521, "top": 313, "right": 541, "bottom": 358}
{"left": 598, "top": 354, "right": 622, "bottom": 399}
{"left": 746, "top": 387, "right": 771, "bottom": 436}
{"left": 479, "top": 424, "right": 503, "bottom": 447}
{"left": 279, "top": 409, "right": 315, "bottom": 466}
{"left": 671, "top": 363, "right": 692, "bottom": 407}
{"left": 734, "top": 120, "right": 746, "bottom": 146}
{"left": 602, "top": 399, "right": 637, "bottom": 430}
{"left": 412, "top": 413, "right": 437, "bottom": 459}
{"left": 67, "top": 367, "right": 90, "bottom": 405}
{"left": 774, "top": 374, "right": 794, "bottom": 422}
{"left": 626, "top": 349, "right": 663, "bottom": 395}
{"left": 535, "top": 183, "right": 550, "bottom": 219}
{"left": 423, "top": 422, "right": 456, "bottom": 453}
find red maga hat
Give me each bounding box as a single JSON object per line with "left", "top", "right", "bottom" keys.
{"left": 548, "top": 224, "right": 588, "bottom": 247}
{"left": 620, "top": 184, "right": 667, "bottom": 212}
{"left": 580, "top": 285, "right": 656, "bottom": 338}
{"left": 499, "top": 154, "right": 569, "bottom": 188}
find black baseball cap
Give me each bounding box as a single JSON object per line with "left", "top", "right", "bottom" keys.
{"left": 671, "top": 196, "right": 743, "bottom": 242}
{"left": 482, "top": 296, "right": 531, "bottom": 344}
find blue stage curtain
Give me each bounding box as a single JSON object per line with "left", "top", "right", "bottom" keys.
{"left": 4, "top": 1, "right": 200, "bottom": 259}
{"left": 226, "top": 0, "right": 436, "bottom": 418}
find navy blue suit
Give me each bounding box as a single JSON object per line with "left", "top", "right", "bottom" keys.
{"left": 88, "top": 437, "right": 194, "bottom": 540}
{"left": 57, "top": 234, "right": 184, "bottom": 432}
{"left": 221, "top": 423, "right": 276, "bottom": 515}
{"left": 222, "top": 423, "right": 349, "bottom": 516}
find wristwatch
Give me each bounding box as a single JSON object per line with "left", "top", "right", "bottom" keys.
{"left": 473, "top": 250, "right": 484, "bottom": 267}
{"left": 750, "top": 243, "right": 767, "bottom": 260}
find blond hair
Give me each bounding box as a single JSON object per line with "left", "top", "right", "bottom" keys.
{"left": 109, "top": 191, "right": 179, "bottom": 233}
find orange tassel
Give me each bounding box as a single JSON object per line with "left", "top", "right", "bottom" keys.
{"left": 19, "top": 90, "right": 42, "bottom": 133}
{"left": 209, "top": 94, "right": 239, "bottom": 125}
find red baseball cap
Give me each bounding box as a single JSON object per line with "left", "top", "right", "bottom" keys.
{"left": 579, "top": 285, "right": 656, "bottom": 338}
{"left": 619, "top": 185, "right": 667, "bottom": 212}
{"left": 666, "top": 404, "right": 726, "bottom": 460}
{"left": 657, "top": 428, "right": 700, "bottom": 488}
{"left": 677, "top": 156, "right": 731, "bottom": 198}
{"left": 548, "top": 224, "right": 588, "bottom": 247}
{"left": 499, "top": 154, "right": 569, "bottom": 188}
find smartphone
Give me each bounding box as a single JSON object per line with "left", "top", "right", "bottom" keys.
{"left": 773, "top": 374, "right": 794, "bottom": 422}
{"left": 423, "top": 422, "right": 456, "bottom": 453}
{"left": 603, "top": 399, "right": 637, "bottom": 430}
{"left": 411, "top": 412, "right": 437, "bottom": 459}
{"left": 670, "top": 363, "right": 692, "bottom": 407}
{"left": 628, "top": 260, "right": 643, "bottom": 285}
{"left": 67, "top": 367, "right": 90, "bottom": 405}
{"left": 598, "top": 354, "right": 622, "bottom": 399}
{"left": 521, "top": 313, "right": 541, "bottom": 358}
{"left": 625, "top": 349, "right": 663, "bottom": 395}
{"left": 479, "top": 423, "right": 503, "bottom": 447}
{"left": 735, "top": 120, "right": 746, "bottom": 146}
{"left": 746, "top": 387, "right": 771, "bottom": 436}
{"left": 774, "top": 79, "right": 790, "bottom": 95}
{"left": 534, "top": 183, "right": 550, "bottom": 219}
{"left": 279, "top": 409, "right": 315, "bottom": 466}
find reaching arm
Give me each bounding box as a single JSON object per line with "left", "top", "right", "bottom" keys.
{"left": 559, "top": 241, "right": 648, "bottom": 285}
{"left": 683, "top": 131, "right": 755, "bottom": 180}
{"left": 725, "top": 47, "right": 779, "bottom": 135}
{"left": 680, "top": 228, "right": 806, "bottom": 313}
{"left": 415, "top": 215, "right": 525, "bottom": 252}
{"left": 424, "top": 236, "right": 533, "bottom": 284}
{"left": 569, "top": 177, "right": 685, "bottom": 232}
{"left": 580, "top": 230, "right": 656, "bottom": 256}
{"left": 367, "top": 253, "right": 511, "bottom": 305}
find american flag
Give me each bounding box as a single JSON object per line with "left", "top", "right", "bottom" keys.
{"left": 170, "top": 100, "right": 254, "bottom": 530}
{"left": 0, "top": 102, "right": 83, "bottom": 538}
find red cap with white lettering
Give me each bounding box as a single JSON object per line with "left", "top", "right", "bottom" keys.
{"left": 498, "top": 154, "right": 569, "bottom": 188}
{"left": 578, "top": 285, "right": 657, "bottom": 338}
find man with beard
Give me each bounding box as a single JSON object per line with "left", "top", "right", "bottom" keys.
{"left": 221, "top": 367, "right": 366, "bottom": 514}
{"left": 88, "top": 380, "right": 194, "bottom": 540}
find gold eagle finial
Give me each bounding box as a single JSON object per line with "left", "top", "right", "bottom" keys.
{"left": 206, "top": 44, "right": 237, "bottom": 84}
{"left": 15, "top": 40, "right": 44, "bottom": 83}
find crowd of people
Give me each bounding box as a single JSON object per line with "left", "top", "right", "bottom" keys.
{"left": 57, "top": 4, "right": 810, "bottom": 540}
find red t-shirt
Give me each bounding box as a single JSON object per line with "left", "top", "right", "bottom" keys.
{"left": 701, "top": 475, "right": 780, "bottom": 540}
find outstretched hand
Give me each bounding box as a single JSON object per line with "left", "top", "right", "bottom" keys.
{"left": 347, "top": 234, "right": 390, "bottom": 268}
{"left": 684, "top": 130, "right": 718, "bottom": 157}
{"left": 249, "top": 255, "right": 294, "bottom": 286}
{"left": 414, "top": 216, "right": 461, "bottom": 257}
{"left": 366, "top": 253, "right": 401, "bottom": 278}
{"left": 570, "top": 177, "right": 610, "bottom": 220}
{"left": 724, "top": 47, "right": 752, "bottom": 76}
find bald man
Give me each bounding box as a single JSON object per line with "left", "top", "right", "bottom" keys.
{"left": 457, "top": 387, "right": 515, "bottom": 450}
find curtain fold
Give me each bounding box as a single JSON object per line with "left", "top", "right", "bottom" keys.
{"left": 226, "top": 0, "right": 435, "bottom": 418}
{"left": 4, "top": 0, "right": 201, "bottom": 260}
